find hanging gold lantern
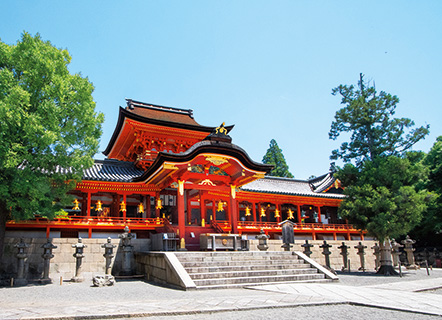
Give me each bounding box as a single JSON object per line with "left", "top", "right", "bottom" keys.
{"left": 245, "top": 206, "right": 251, "bottom": 216}
{"left": 287, "top": 209, "right": 294, "bottom": 220}
{"left": 217, "top": 201, "right": 224, "bottom": 212}
{"left": 137, "top": 202, "right": 144, "bottom": 214}
{"left": 260, "top": 207, "right": 266, "bottom": 217}
{"left": 156, "top": 198, "right": 163, "bottom": 210}
{"left": 120, "top": 201, "right": 127, "bottom": 213}
{"left": 72, "top": 199, "right": 80, "bottom": 211}
{"left": 274, "top": 208, "right": 280, "bottom": 218}
{"left": 95, "top": 200, "right": 103, "bottom": 212}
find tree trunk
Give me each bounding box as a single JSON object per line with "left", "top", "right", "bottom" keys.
{"left": 376, "top": 238, "right": 399, "bottom": 276}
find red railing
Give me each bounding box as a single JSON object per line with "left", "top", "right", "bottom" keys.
{"left": 237, "top": 221, "right": 358, "bottom": 232}
{"left": 7, "top": 215, "right": 165, "bottom": 229}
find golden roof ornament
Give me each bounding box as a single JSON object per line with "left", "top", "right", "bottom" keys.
{"left": 215, "top": 122, "right": 228, "bottom": 135}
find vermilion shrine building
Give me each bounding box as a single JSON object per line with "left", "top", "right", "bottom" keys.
{"left": 7, "top": 99, "right": 365, "bottom": 249}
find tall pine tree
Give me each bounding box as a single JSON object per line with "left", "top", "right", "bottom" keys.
{"left": 262, "top": 139, "right": 294, "bottom": 178}
{"left": 330, "top": 74, "right": 429, "bottom": 275}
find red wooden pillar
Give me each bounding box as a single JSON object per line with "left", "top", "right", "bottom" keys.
{"left": 187, "top": 197, "right": 192, "bottom": 224}
{"left": 230, "top": 185, "right": 238, "bottom": 234}
{"left": 177, "top": 180, "right": 185, "bottom": 239}
{"left": 296, "top": 204, "right": 301, "bottom": 224}
{"left": 200, "top": 191, "right": 206, "bottom": 226}
{"left": 317, "top": 206, "right": 322, "bottom": 223}
{"left": 251, "top": 202, "right": 256, "bottom": 222}
{"left": 258, "top": 203, "right": 262, "bottom": 223}
{"left": 86, "top": 192, "right": 91, "bottom": 218}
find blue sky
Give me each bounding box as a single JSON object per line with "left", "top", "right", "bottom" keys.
{"left": 1, "top": 1, "right": 441, "bottom": 179}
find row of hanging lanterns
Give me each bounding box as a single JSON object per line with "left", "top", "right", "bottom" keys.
{"left": 72, "top": 198, "right": 163, "bottom": 214}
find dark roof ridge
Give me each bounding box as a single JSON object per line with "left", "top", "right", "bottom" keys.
{"left": 126, "top": 99, "right": 194, "bottom": 118}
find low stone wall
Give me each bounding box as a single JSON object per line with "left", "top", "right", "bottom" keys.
{"left": 135, "top": 252, "right": 195, "bottom": 290}
{"left": 1, "top": 237, "right": 151, "bottom": 282}
{"left": 249, "top": 239, "right": 378, "bottom": 271}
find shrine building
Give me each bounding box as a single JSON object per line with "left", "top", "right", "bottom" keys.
{"left": 6, "top": 99, "right": 365, "bottom": 249}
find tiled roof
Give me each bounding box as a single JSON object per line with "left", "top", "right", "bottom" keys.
{"left": 309, "top": 172, "right": 335, "bottom": 193}
{"left": 126, "top": 99, "right": 202, "bottom": 127}
{"left": 240, "top": 175, "right": 345, "bottom": 199}
{"left": 80, "top": 160, "right": 343, "bottom": 200}
{"left": 82, "top": 159, "right": 143, "bottom": 182}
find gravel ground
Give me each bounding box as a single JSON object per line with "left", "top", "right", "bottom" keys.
{"left": 119, "top": 305, "right": 441, "bottom": 320}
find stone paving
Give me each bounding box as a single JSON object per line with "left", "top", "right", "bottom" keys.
{"left": 0, "top": 269, "right": 441, "bottom": 319}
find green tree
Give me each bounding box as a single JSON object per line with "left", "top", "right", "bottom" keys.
{"left": 262, "top": 139, "right": 294, "bottom": 178}
{"left": 0, "top": 33, "right": 104, "bottom": 259}
{"left": 330, "top": 74, "right": 429, "bottom": 275}
{"left": 410, "top": 136, "right": 442, "bottom": 246}
{"left": 330, "top": 74, "right": 429, "bottom": 165}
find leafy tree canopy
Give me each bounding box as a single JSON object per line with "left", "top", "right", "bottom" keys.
{"left": 330, "top": 73, "right": 429, "bottom": 166}
{"left": 337, "top": 155, "right": 428, "bottom": 241}
{"left": 0, "top": 33, "right": 103, "bottom": 231}
{"left": 330, "top": 74, "right": 430, "bottom": 243}
{"left": 262, "top": 139, "right": 294, "bottom": 178}
{"left": 410, "top": 136, "right": 442, "bottom": 245}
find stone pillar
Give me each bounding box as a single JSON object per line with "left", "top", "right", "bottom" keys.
{"left": 14, "top": 238, "right": 29, "bottom": 286}
{"left": 118, "top": 226, "right": 135, "bottom": 276}
{"left": 354, "top": 242, "right": 367, "bottom": 271}
{"left": 41, "top": 238, "right": 57, "bottom": 283}
{"left": 338, "top": 242, "right": 349, "bottom": 271}
{"left": 301, "top": 240, "right": 313, "bottom": 257}
{"left": 71, "top": 237, "right": 87, "bottom": 282}
{"left": 256, "top": 229, "right": 269, "bottom": 251}
{"left": 320, "top": 240, "right": 332, "bottom": 268}
{"left": 371, "top": 243, "right": 380, "bottom": 270}
{"left": 402, "top": 235, "right": 418, "bottom": 269}
{"left": 280, "top": 220, "right": 294, "bottom": 251}
{"left": 102, "top": 237, "right": 116, "bottom": 275}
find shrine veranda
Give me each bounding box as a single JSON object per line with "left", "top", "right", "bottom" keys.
{"left": 6, "top": 99, "right": 367, "bottom": 248}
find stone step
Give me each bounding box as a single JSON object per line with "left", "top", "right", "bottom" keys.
{"left": 174, "top": 252, "right": 298, "bottom": 261}
{"left": 188, "top": 268, "right": 319, "bottom": 280}
{"left": 180, "top": 259, "right": 307, "bottom": 268}
{"left": 192, "top": 273, "right": 325, "bottom": 287}
{"left": 184, "top": 263, "right": 311, "bottom": 273}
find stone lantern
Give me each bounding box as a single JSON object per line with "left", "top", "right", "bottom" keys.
{"left": 41, "top": 238, "right": 57, "bottom": 283}
{"left": 14, "top": 238, "right": 29, "bottom": 286}
{"left": 256, "top": 229, "right": 269, "bottom": 251}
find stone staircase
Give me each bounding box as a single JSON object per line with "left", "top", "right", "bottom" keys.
{"left": 174, "top": 251, "right": 334, "bottom": 289}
